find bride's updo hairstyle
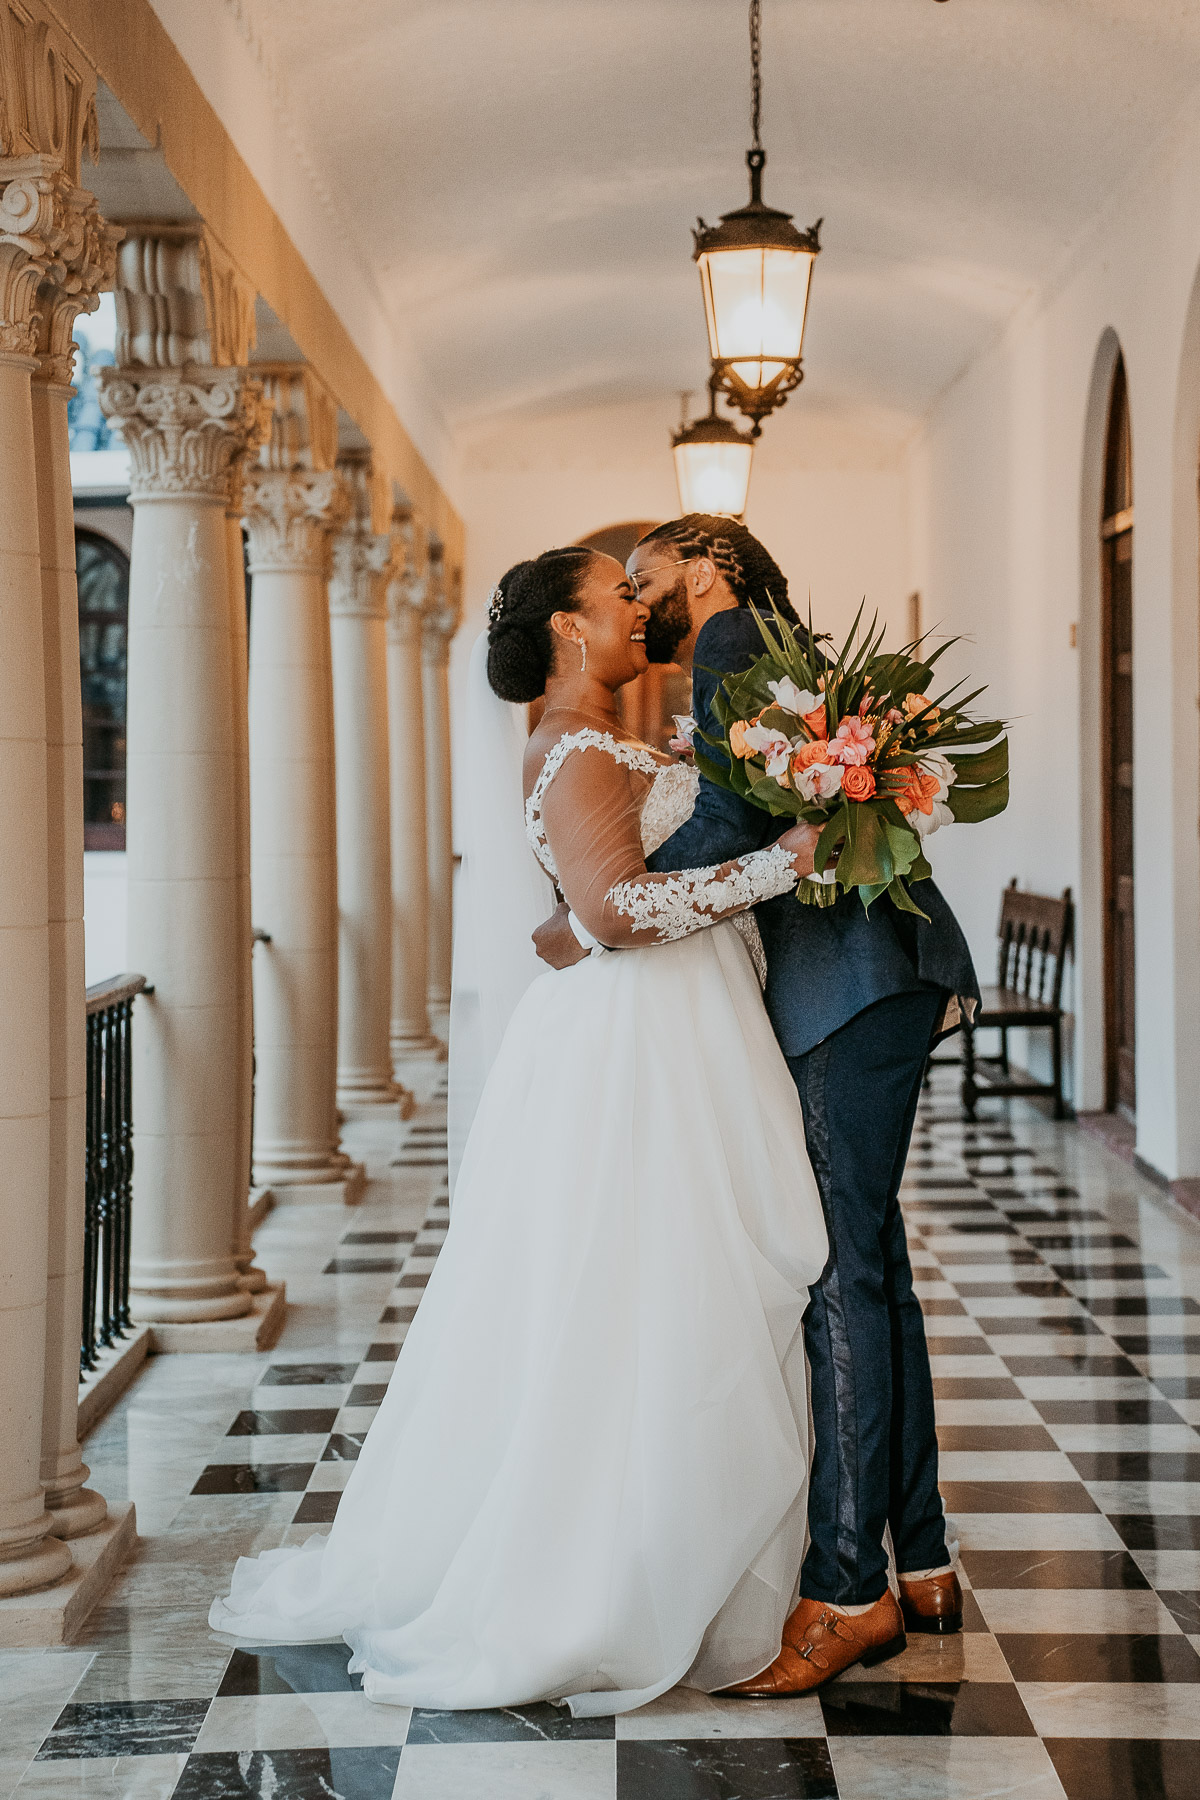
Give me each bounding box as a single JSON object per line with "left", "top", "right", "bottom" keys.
{"left": 486, "top": 546, "right": 595, "bottom": 704}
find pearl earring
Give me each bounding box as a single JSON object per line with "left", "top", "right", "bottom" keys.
{"left": 578, "top": 638, "right": 588, "bottom": 675}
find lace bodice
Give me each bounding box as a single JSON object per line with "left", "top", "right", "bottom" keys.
{"left": 526, "top": 728, "right": 700, "bottom": 878}
{"left": 525, "top": 727, "right": 796, "bottom": 950}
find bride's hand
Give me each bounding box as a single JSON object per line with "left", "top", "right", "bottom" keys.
{"left": 776, "top": 820, "right": 825, "bottom": 879}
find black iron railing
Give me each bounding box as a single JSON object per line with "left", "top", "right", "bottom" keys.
{"left": 82, "top": 972, "right": 148, "bottom": 1375}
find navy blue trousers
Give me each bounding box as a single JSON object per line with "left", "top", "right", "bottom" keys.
{"left": 788, "top": 988, "right": 950, "bottom": 1604}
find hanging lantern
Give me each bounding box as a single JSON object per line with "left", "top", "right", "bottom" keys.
{"left": 693, "top": 0, "right": 821, "bottom": 435}
{"left": 671, "top": 385, "right": 755, "bottom": 517}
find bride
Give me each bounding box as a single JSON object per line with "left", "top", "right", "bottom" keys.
{"left": 210, "top": 545, "right": 829, "bottom": 1716}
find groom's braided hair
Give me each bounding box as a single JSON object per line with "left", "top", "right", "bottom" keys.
{"left": 486, "top": 546, "right": 595, "bottom": 704}
{"left": 636, "top": 515, "right": 799, "bottom": 625}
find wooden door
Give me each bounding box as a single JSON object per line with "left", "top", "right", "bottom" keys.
{"left": 1100, "top": 357, "right": 1135, "bottom": 1116}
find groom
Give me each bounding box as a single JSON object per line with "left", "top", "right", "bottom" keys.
{"left": 533, "top": 515, "right": 979, "bottom": 1693}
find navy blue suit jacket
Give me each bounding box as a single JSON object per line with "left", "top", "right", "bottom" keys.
{"left": 646, "top": 608, "right": 979, "bottom": 1059}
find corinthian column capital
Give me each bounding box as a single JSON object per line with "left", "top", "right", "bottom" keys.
{"left": 243, "top": 466, "right": 352, "bottom": 573}
{"left": 386, "top": 507, "right": 428, "bottom": 646}
{"left": 329, "top": 451, "right": 392, "bottom": 620}
{"left": 420, "top": 546, "right": 463, "bottom": 669}
{"left": 97, "top": 365, "right": 267, "bottom": 504}
{"left": 34, "top": 187, "right": 123, "bottom": 387}
{"left": 0, "top": 155, "right": 77, "bottom": 362}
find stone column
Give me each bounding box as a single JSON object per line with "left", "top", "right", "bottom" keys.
{"left": 0, "top": 153, "right": 73, "bottom": 1599}
{"left": 386, "top": 509, "right": 440, "bottom": 1061}
{"left": 422, "top": 547, "right": 461, "bottom": 1017}
{"left": 100, "top": 228, "right": 266, "bottom": 1325}
{"left": 30, "top": 191, "right": 121, "bottom": 1541}
{"left": 224, "top": 471, "right": 265, "bottom": 1289}
{"left": 245, "top": 367, "right": 363, "bottom": 1201}
{"left": 328, "top": 453, "right": 407, "bottom": 1115}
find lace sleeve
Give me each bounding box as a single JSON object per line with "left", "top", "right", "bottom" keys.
{"left": 537, "top": 741, "right": 797, "bottom": 950}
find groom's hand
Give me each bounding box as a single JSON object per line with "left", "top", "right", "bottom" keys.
{"left": 533, "top": 900, "right": 590, "bottom": 970}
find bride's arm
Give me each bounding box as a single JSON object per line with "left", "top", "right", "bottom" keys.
{"left": 541, "top": 744, "right": 816, "bottom": 951}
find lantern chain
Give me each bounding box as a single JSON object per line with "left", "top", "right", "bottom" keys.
{"left": 749, "top": 0, "right": 763, "bottom": 150}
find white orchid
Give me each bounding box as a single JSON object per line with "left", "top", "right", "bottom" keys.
{"left": 767, "top": 676, "right": 822, "bottom": 717}
{"left": 795, "top": 761, "right": 845, "bottom": 803}
{"left": 920, "top": 750, "right": 956, "bottom": 793}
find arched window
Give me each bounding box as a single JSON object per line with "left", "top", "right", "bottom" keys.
{"left": 1100, "top": 356, "right": 1134, "bottom": 1117}
{"left": 77, "top": 528, "right": 130, "bottom": 851}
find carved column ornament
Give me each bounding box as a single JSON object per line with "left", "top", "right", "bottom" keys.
{"left": 329, "top": 450, "right": 392, "bottom": 618}
{"left": 112, "top": 224, "right": 256, "bottom": 369}
{"left": 99, "top": 368, "right": 266, "bottom": 503}
{"left": 0, "top": 1, "right": 100, "bottom": 185}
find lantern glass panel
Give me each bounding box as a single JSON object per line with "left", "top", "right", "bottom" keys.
{"left": 699, "top": 246, "right": 815, "bottom": 393}
{"left": 673, "top": 438, "right": 753, "bottom": 518}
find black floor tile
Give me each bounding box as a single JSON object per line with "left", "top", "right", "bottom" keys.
{"left": 226, "top": 1409, "right": 338, "bottom": 1437}
{"left": 321, "top": 1433, "right": 366, "bottom": 1461}
{"left": 1069, "top": 1451, "right": 1200, "bottom": 1482}
{"left": 1158, "top": 1591, "right": 1200, "bottom": 1633}
{"left": 997, "top": 1632, "right": 1200, "bottom": 1682}
{"left": 959, "top": 1548, "right": 1150, "bottom": 1589}
{"left": 936, "top": 1423, "right": 1060, "bottom": 1452}
{"left": 819, "top": 1680, "right": 1034, "bottom": 1736}
{"left": 217, "top": 1642, "right": 362, "bottom": 1696}
{"left": 378, "top": 1305, "right": 418, "bottom": 1325}
{"left": 904, "top": 1176, "right": 983, "bottom": 1190}
{"left": 323, "top": 1257, "right": 408, "bottom": 1274}
{"left": 340, "top": 1231, "right": 416, "bottom": 1245}
{"left": 1003, "top": 1355, "right": 1142, "bottom": 1378}
{"left": 941, "top": 1222, "right": 1021, "bottom": 1235}
{"left": 1025, "top": 1233, "right": 1139, "bottom": 1251}
{"left": 940, "top": 1480, "right": 1097, "bottom": 1513}
{"left": 362, "top": 1342, "right": 400, "bottom": 1362}
{"left": 617, "top": 1738, "right": 837, "bottom": 1798}
{"left": 1109, "top": 1514, "right": 1200, "bottom": 1551}
{"left": 1051, "top": 1262, "right": 1169, "bottom": 1282}
{"left": 924, "top": 1336, "right": 994, "bottom": 1356}
{"left": 919, "top": 1298, "right": 970, "bottom": 1316}
{"left": 1113, "top": 1334, "right": 1200, "bottom": 1355}
{"left": 1045, "top": 1737, "right": 1200, "bottom": 1800}
{"left": 35, "top": 1699, "right": 210, "bottom": 1758}
{"left": 981, "top": 1315, "right": 1102, "bottom": 1336}
{"left": 407, "top": 1703, "right": 612, "bottom": 1743}
{"left": 292, "top": 1492, "right": 340, "bottom": 1524}
{"left": 932, "top": 1376, "right": 1024, "bottom": 1399}
{"left": 396, "top": 1272, "right": 430, "bottom": 1288}
{"left": 347, "top": 1384, "right": 388, "bottom": 1407}
{"left": 259, "top": 1364, "right": 359, "bottom": 1387}
{"left": 192, "top": 1463, "right": 315, "bottom": 1495}
{"left": 1034, "top": 1398, "right": 1173, "bottom": 1425}
{"left": 1154, "top": 1376, "right": 1200, "bottom": 1399}
{"left": 1089, "top": 1295, "right": 1200, "bottom": 1316}
{"left": 936, "top": 1248, "right": 1044, "bottom": 1266}
{"left": 173, "top": 1747, "right": 403, "bottom": 1799}
{"left": 1005, "top": 1209, "right": 1104, "bottom": 1224}
{"left": 952, "top": 1281, "right": 1070, "bottom": 1298}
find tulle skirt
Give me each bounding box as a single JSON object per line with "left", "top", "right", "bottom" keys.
{"left": 210, "top": 922, "right": 828, "bottom": 1715}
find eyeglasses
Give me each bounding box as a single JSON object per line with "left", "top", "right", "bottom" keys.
{"left": 631, "top": 556, "right": 692, "bottom": 596}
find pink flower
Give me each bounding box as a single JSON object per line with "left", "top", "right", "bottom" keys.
{"left": 828, "top": 715, "right": 876, "bottom": 767}
{"left": 885, "top": 707, "right": 905, "bottom": 725}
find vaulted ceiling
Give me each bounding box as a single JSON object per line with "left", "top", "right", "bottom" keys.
{"left": 191, "top": 1, "right": 1200, "bottom": 460}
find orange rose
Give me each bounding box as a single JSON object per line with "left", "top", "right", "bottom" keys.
{"left": 892, "top": 764, "right": 940, "bottom": 816}
{"left": 729, "top": 720, "right": 751, "bottom": 759}
{"left": 842, "top": 764, "right": 877, "bottom": 802}
{"left": 904, "top": 692, "right": 941, "bottom": 731}
{"left": 792, "top": 739, "right": 831, "bottom": 773}
{"left": 801, "top": 705, "right": 828, "bottom": 740}
{"left": 889, "top": 764, "right": 918, "bottom": 813}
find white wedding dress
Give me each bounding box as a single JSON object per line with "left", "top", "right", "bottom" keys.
{"left": 210, "top": 720, "right": 827, "bottom": 1716}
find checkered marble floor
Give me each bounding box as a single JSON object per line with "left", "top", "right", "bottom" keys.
{"left": 4, "top": 1062, "right": 1200, "bottom": 1799}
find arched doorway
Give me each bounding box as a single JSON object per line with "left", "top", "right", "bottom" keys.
{"left": 1100, "top": 357, "right": 1134, "bottom": 1117}
{"left": 575, "top": 521, "right": 691, "bottom": 751}
{"left": 76, "top": 527, "right": 130, "bottom": 851}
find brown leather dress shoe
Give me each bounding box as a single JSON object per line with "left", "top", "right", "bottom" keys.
{"left": 898, "top": 1568, "right": 963, "bottom": 1635}
{"left": 720, "top": 1589, "right": 906, "bottom": 1696}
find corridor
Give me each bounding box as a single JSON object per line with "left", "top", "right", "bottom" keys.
{"left": 2, "top": 1065, "right": 1197, "bottom": 1800}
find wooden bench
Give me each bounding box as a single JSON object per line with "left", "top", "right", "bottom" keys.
{"left": 961, "top": 880, "right": 1074, "bottom": 1121}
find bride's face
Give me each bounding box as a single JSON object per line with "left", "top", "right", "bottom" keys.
{"left": 553, "top": 554, "right": 650, "bottom": 690}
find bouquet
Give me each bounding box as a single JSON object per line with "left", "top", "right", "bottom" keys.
{"left": 694, "top": 604, "right": 1009, "bottom": 919}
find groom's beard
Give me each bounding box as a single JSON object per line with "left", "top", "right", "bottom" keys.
{"left": 644, "top": 583, "right": 692, "bottom": 665}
